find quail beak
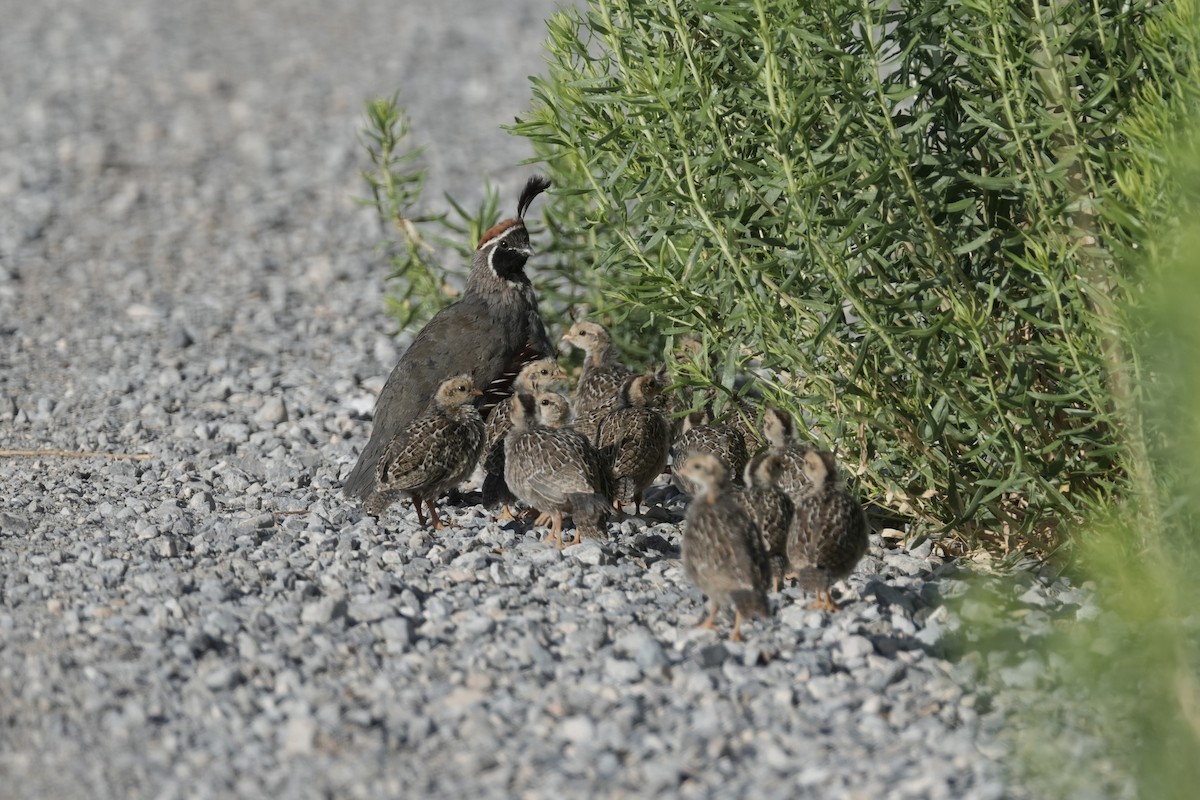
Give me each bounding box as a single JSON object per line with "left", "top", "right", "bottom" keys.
{"left": 470, "top": 388, "right": 483, "bottom": 397}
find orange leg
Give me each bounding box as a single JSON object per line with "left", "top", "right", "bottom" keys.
{"left": 730, "top": 610, "right": 744, "bottom": 642}
{"left": 426, "top": 498, "right": 445, "bottom": 530}
{"left": 699, "top": 602, "right": 719, "bottom": 630}
{"left": 411, "top": 496, "right": 427, "bottom": 528}
{"left": 806, "top": 588, "right": 840, "bottom": 612}
{"left": 553, "top": 511, "right": 565, "bottom": 551}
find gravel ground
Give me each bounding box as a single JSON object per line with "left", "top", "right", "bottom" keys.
{"left": 0, "top": 2, "right": 1128, "bottom": 798}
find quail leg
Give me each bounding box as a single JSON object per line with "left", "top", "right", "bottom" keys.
{"left": 730, "top": 610, "right": 744, "bottom": 642}
{"left": 807, "top": 588, "right": 840, "bottom": 612}
{"left": 552, "top": 511, "right": 565, "bottom": 551}
{"left": 698, "top": 602, "right": 719, "bottom": 630}
{"left": 426, "top": 498, "right": 445, "bottom": 530}
{"left": 412, "top": 496, "right": 427, "bottom": 528}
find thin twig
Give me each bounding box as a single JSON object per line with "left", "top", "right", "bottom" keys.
{"left": 272, "top": 509, "right": 310, "bottom": 517}
{"left": 0, "top": 449, "right": 152, "bottom": 461}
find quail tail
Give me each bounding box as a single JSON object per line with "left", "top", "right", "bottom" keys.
{"left": 344, "top": 437, "right": 387, "bottom": 499}
{"left": 795, "top": 566, "right": 828, "bottom": 594}
{"left": 730, "top": 588, "right": 770, "bottom": 620}
{"left": 567, "top": 492, "right": 611, "bottom": 541}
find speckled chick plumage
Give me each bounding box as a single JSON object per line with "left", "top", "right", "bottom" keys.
{"left": 595, "top": 372, "right": 672, "bottom": 513}
{"left": 733, "top": 452, "right": 794, "bottom": 591}
{"left": 786, "top": 449, "right": 869, "bottom": 611}
{"left": 671, "top": 409, "right": 750, "bottom": 496}
{"left": 343, "top": 177, "right": 553, "bottom": 502}
{"left": 561, "top": 321, "right": 631, "bottom": 443}
{"left": 747, "top": 407, "right": 816, "bottom": 500}
{"left": 483, "top": 357, "right": 566, "bottom": 459}
{"left": 679, "top": 454, "right": 771, "bottom": 641}
{"left": 480, "top": 357, "right": 566, "bottom": 504}
{"left": 504, "top": 392, "right": 613, "bottom": 547}
{"left": 364, "top": 375, "right": 485, "bottom": 529}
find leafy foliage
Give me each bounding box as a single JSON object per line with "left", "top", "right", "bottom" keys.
{"left": 509, "top": 0, "right": 1197, "bottom": 548}
{"left": 359, "top": 96, "right": 503, "bottom": 331}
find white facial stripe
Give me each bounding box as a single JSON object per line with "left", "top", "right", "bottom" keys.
{"left": 485, "top": 225, "right": 526, "bottom": 279}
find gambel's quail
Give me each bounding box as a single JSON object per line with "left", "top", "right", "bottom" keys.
{"left": 480, "top": 359, "right": 565, "bottom": 517}
{"left": 344, "top": 177, "right": 553, "bottom": 502}
{"left": 670, "top": 409, "right": 749, "bottom": 496}
{"left": 481, "top": 357, "right": 565, "bottom": 470}
{"left": 561, "top": 321, "right": 631, "bottom": 443}
{"left": 746, "top": 407, "right": 816, "bottom": 500}
{"left": 364, "top": 375, "right": 486, "bottom": 529}
{"left": 678, "top": 454, "right": 771, "bottom": 641}
{"left": 786, "top": 449, "right": 869, "bottom": 611}
{"left": 504, "top": 392, "right": 613, "bottom": 549}
{"left": 733, "top": 453, "right": 794, "bottom": 592}
{"left": 595, "top": 372, "right": 671, "bottom": 514}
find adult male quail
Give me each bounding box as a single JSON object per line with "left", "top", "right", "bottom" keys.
{"left": 786, "top": 449, "right": 869, "bottom": 611}
{"left": 364, "top": 375, "right": 486, "bottom": 529}
{"left": 595, "top": 372, "right": 672, "bottom": 514}
{"left": 733, "top": 453, "right": 794, "bottom": 592}
{"left": 504, "top": 392, "right": 613, "bottom": 549}
{"left": 678, "top": 454, "right": 771, "bottom": 641}
{"left": 670, "top": 409, "right": 749, "bottom": 496}
{"left": 344, "top": 177, "right": 554, "bottom": 503}
{"left": 561, "top": 320, "right": 631, "bottom": 442}
{"left": 479, "top": 357, "right": 566, "bottom": 515}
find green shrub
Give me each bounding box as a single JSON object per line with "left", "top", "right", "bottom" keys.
{"left": 510, "top": 0, "right": 1197, "bottom": 549}
{"left": 363, "top": 0, "right": 1198, "bottom": 552}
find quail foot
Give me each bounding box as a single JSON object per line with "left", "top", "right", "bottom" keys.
{"left": 364, "top": 375, "right": 486, "bottom": 529}
{"left": 344, "top": 177, "right": 553, "bottom": 503}
{"left": 595, "top": 372, "right": 672, "bottom": 514}
{"left": 504, "top": 392, "right": 613, "bottom": 549}
{"left": 678, "top": 454, "right": 771, "bottom": 642}
{"left": 785, "top": 449, "right": 869, "bottom": 611}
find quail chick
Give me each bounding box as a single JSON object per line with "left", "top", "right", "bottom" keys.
{"left": 786, "top": 449, "right": 869, "bottom": 611}
{"left": 721, "top": 394, "right": 763, "bottom": 454}
{"left": 678, "top": 454, "right": 771, "bottom": 641}
{"left": 505, "top": 392, "right": 613, "bottom": 549}
{"left": 480, "top": 358, "right": 566, "bottom": 515}
{"left": 482, "top": 386, "right": 572, "bottom": 515}
{"left": 595, "top": 372, "right": 672, "bottom": 514}
{"left": 733, "top": 453, "right": 794, "bottom": 591}
{"left": 561, "top": 320, "right": 631, "bottom": 442}
{"left": 483, "top": 358, "right": 566, "bottom": 458}
{"left": 344, "top": 177, "right": 553, "bottom": 503}
{"left": 670, "top": 409, "right": 749, "bottom": 496}
{"left": 747, "top": 407, "right": 816, "bottom": 500}
{"left": 365, "top": 375, "right": 486, "bottom": 529}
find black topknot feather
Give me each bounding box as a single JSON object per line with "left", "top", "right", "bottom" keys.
{"left": 517, "top": 176, "right": 551, "bottom": 219}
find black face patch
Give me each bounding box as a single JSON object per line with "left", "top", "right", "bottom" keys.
{"left": 488, "top": 227, "right": 532, "bottom": 281}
